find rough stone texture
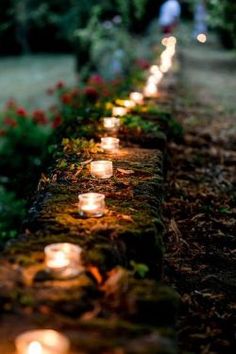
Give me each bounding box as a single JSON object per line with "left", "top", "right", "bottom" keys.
{"left": 0, "top": 86, "right": 179, "bottom": 352}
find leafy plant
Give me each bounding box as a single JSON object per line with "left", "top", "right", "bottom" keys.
{"left": 0, "top": 186, "right": 26, "bottom": 247}
{"left": 130, "top": 260, "right": 149, "bottom": 278}
{"left": 123, "top": 115, "right": 161, "bottom": 134}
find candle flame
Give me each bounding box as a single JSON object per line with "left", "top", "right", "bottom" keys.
{"left": 28, "top": 341, "right": 43, "bottom": 354}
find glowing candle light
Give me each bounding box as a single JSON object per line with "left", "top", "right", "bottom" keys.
{"left": 129, "top": 92, "right": 144, "bottom": 105}
{"left": 101, "top": 137, "right": 119, "bottom": 153}
{"left": 103, "top": 117, "right": 120, "bottom": 132}
{"left": 197, "top": 33, "right": 207, "bottom": 43}
{"left": 122, "top": 99, "right": 136, "bottom": 109}
{"left": 28, "top": 341, "right": 42, "bottom": 354}
{"left": 45, "top": 243, "right": 82, "bottom": 279}
{"left": 112, "top": 106, "right": 128, "bottom": 117}
{"left": 147, "top": 72, "right": 163, "bottom": 85}
{"left": 143, "top": 83, "right": 158, "bottom": 98}
{"left": 78, "top": 192, "right": 105, "bottom": 218}
{"left": 15, "top": 330, "right": 70, "bottom": 354}
{"left": 90, "top": 160, "right": 113, "bottom": 179}
{"left": 160, "top": 53, "right": 172, "bottom": 73}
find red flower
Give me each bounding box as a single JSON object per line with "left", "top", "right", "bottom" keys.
{"left": 17, "top": 107, "right": 27, "bottom": 117}
{"left": 88, "top": 74, "right": 104, "bottom": 85}
{"left": 4, "top": 117, "right": 17, "bottom": 127}
{"left": 84, "top": 86, "right": 99, "bottom": 102}
{"left": 60, "top": 93, "right": 72, "bottom": 105}
{"left": 52, "top": 115, "right": 62, "bottom": 129}
{"left": 135, "top": 58, "right": 150, "bottom": 70}
{"left": 0, "top": 129, "right": 6, "bottom": 136}
{"left": 32, "top": 110, "right": 48, "bottom": 125}
{"left": 56, "top": 81, "right": 65, "bottom": 89}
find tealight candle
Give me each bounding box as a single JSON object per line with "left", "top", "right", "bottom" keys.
{"left": 103, "top": 117, "right": 120, "bottom": 131}
{"left": 90, "top": 160, "right": 113, "bottom": 179}
{"left": 15, "top": 329, "right": 70, "bottom": 354}
{"left": 143, "top": 83, "right": 158, "bottom": 98}
{"left": 112, "top": 106, "right": 127, "bottom": 117}
{"left": 129, "top": 92, "right": 144, "bottom": 105}
{"left": 78, "top": 192, "right": 105, "bottom": 217}
{"left": 101, "top": 137, "right": 119, "bottom": 152}
{"left": 45, "top": 243, "right": 83, "bottom": 279}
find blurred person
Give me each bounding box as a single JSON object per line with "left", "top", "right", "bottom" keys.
{"left": 193, "top": 0, "right": 208, "bottom": 38}
{"left": 158, "top": 0, "right": 181, "bottom": 34}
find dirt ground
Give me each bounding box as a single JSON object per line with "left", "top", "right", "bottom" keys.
{"left": 0, "top": 55, "right": 76, "bottom": 109}
{"left": 163, "top": 37, "right": 236, "bottom": 353}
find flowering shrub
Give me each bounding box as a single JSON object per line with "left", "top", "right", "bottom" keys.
{"left": 0, "top": 99, "right": 65, "bottom": 241}
{"left": 0, "top": 100, "right": 61, "bottom": 234}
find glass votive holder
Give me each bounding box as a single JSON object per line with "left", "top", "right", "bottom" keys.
{"left": 112, "top": 106, "right": 127, "bottom": 117}
{"left": 15, "top": 329, "right": 70, "bottom": 354}
{"left": 45, "top": 243, "right": 83, "bottom": 279}
{"left": 129, "top": 92, "right": 144, "bottom": 105}
{"left": 101, "top": 137, "right": 119, "bottom": 153}
{"left": 90, "top": 160, "right": 113, "bottom": 179}
{"left": 103, "top": 117, "right": 120, "bottom": 132}
{"left": 78, "top": 192, "right": 105, "bottom": 218}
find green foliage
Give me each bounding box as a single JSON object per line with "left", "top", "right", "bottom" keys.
{"left": 123, "top": 115, "right": 161, "bottom": 134}
{"left": 168, "top": 118, "right": 184, "bottom": 141}
{"left": 0, "top": 104, "right": 55, "bottom": 243}
{"left": 130, "top": 260, "right": 149, "bottom": 278}
{"left": 0, "top": 108, "right": 52, "bottom": 195}
{"left": 209, "top": 0, "right": 236, "bottom": 48}
{"left": 0, "top": 186, "right": 26, "bottom": 246}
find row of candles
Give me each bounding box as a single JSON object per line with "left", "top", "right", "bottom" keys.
{"left": 14, "top": 36, "right": 177, "bottom": 354}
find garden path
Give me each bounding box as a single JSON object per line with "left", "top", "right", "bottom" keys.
{"left": 164, "top": 36, "right": 236, "bottom": 353}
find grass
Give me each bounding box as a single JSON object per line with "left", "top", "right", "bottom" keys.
{"left": 0, "top": 54, "right": 76, "bottom": 110}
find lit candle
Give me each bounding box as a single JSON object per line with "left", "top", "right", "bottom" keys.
{"left": 15, "top": 329, "right": 70, "bottom": 354}
{"left": 101, "top": 137, "right": 119, "bottom": 152}
{"left": 78, "top": 192, "right": 105, "bottom": 218}
{"left": 149, "top": 65, "right": 161, "bottom": 75}
{"left": 103, "top": 117, "right": 120, "bottom": 131}
{"left": 197, "top": 33, "right": 207, "bottom": 43}
{"left": 143, "top": 83, "right": 158, "bottom": 98}
{"left": 90, "top": 160, "right": 113, "bottom": 179}
{"left": 129, "top": 92, "right": 143, "bottom": 105}
{"left": 160, "top": 59, "right": 172, "bottom": 73}
{"left": 112, "top": 106, "right": 127, "bottom": 117}
{"left": 122, "top": 100, "right": 136, "bottom": 109}
{"left": 45, "top": 243, "right": 83, "bottom": 279}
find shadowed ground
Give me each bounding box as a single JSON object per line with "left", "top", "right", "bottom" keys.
{"left": 164, "top": 33, "right": 236, "bottom": 353}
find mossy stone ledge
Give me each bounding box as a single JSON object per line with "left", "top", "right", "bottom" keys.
{"left": 0, "top": 95, "right": 179, "bottom": 352}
